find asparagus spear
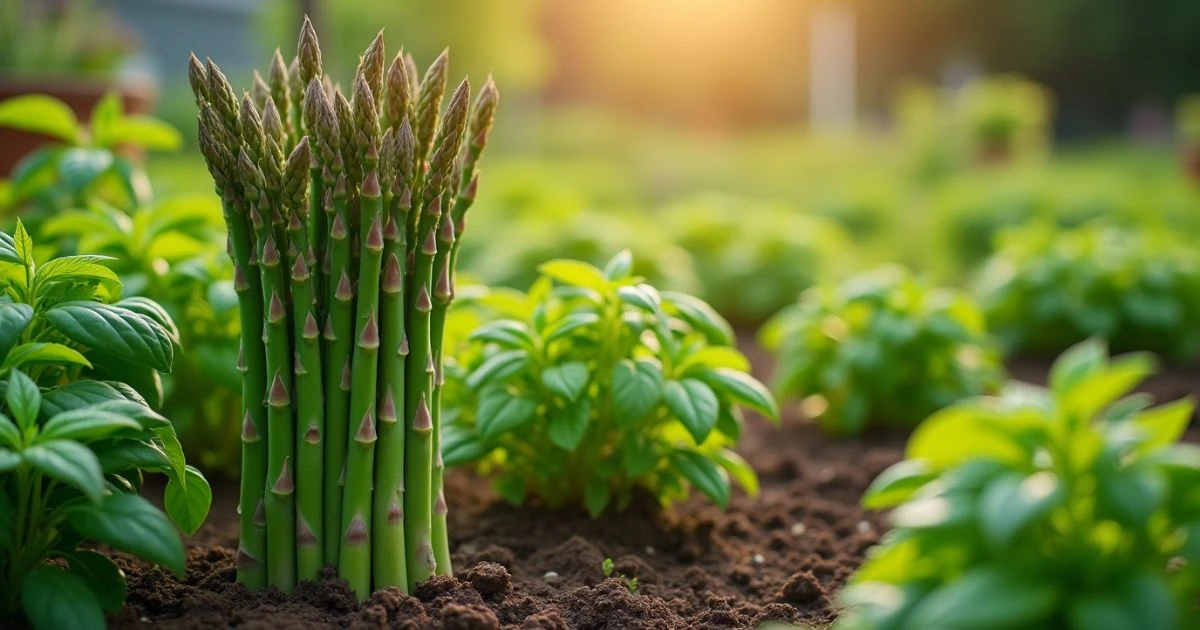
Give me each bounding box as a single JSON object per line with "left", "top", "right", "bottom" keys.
{"left": 239, "top": 140, "right": 297, "bottom": 593}
{"left": 194, "top": 87, "right": 269, "bottom": 588}
{"left": 404, "top": 78, "right": 471, "bottom": 588}
{"left": 428, "top": 76, "right": 500, "bottom": 574}
{"left": 279, "top": 138, "right": 325, "bottom": 583}
{"left": 298, "top": 20, "right": 327, "bottom": 301}
{"left": 339, "top": 75, "right": 384, "bottom": 599}
{"left": 373, "top": 118, "right": 415, "bottom": 591}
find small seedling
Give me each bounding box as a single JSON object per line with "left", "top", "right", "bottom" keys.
{"left": 601, "top": 557, "right": 638, "bottom": 593}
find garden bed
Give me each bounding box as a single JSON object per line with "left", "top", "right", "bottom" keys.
{"left": 106, "top": 349, "right": 1200, "bottom": 629}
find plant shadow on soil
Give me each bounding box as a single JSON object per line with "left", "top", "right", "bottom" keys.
{"left": 103, "top": 346, "right": 1200, "bottom": 630}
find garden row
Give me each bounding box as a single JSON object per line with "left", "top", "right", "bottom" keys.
{"left": 0, "top": 21, "right": 1198, "bottom": 630}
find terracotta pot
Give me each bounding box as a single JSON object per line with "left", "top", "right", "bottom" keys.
{"left": 1182, "top": 144, "right": 1200, "bottom": 185}
{"left": 0, "top": 75, "right": 156, "bottom": 176}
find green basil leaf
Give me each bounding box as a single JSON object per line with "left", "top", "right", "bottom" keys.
{"left": 664, "top": 379, "right": 719, "bottom": 444}
{"left": 713, "top": 449, "right": 758, "bottom": 497}
{"left": 115, "top": 297, "right": 180, "bottom": 346}
{"left": 3, "top": 342, "right": 92, "bottom": 371}
{"left": 1096, "top": 465, "right": 1164, "bottom": 526}
{"left": 539, "top": 259, "right": 611, "bottom": 293}
{"left": 39, "top": 408, "right": 142, "bottom": 442}
{"left": 694, "top": 367, "right": 779, "bottom": 423}
{"left": 93, "top": 439, "right": 172, "bottom": 474}
{"left": 1048, "top": 337, "right": 1108, "bottom": 397}
{"left": 1133, "top": 398, "right": 1195, "bottom": 451}
{"left": 544, "top": 311, "right": 600, "bottom": 343}
{"left": 87, "top": 354, "right": 164, "bottom": 410}
{"left": 611, "top": 359, "right": 663, "bottom": 426}
{"left": 617, "top": 284, "right": 660, "bottom": 312}
{"left": 441, "top": 424, "right": 492, "bottom": 466}
{"left": 40, "top": 380, "right": 129, "bottom": 417}
{"left": 661, "top": 291, "right": 734, "bottom": 345}
{"left": 603, "top": 249, "right": 634, "bottom": 280}
{"left": 0, "top": 446, "right": 19, "bottom": 472}
{"left": 621, "top": 436, "right": 659, "bottom": 477}
{"left": 6, "top": 368, "right": 41, "bottom": 430}
{"left": 677, "top": 346, "right": 750, "bottom": 374}
{"left": 906, "top": 567, "right": 1058, "bottom": 629}
{"left": 67, "top": 493, "right": 185, "bottom": 576}
{"left": 541, "top": 361, "right": 589, "bottom": 402}
{"left": 14, "top": 220, "right": 34, "bottom": 267}
{"left": 0, "top": 413, "right": 20, "bottom": 449}
{"left": 979, "top": 471, "right": 1062, "bottom": 547}
{"left": 862, "top": 459, "right": 938, "bottom": 509}
{"left": 468, "top": 319, "right": 535, "bottom": 350}
{"left": 493, "top": 475, "right": 526, "bottom": 505}
{"left": 46, "top": 302, "right": 174, "bottom": 373}
{"left": 548, "top": 398, "right": 591, "bottom": 451}
{"left": 23, "top": 440, "right": 104, "bottom": 503}
{"left": 20, "top": 566, "right": 105, "bottom": 630}
{"left": 58, "top": 148, "right": 114, "bottom": 194}
{"left": 32, "top": 255, "right": 120, "bottom": 295}
{"left": 164, "top": 465, "right": 211, "bottom": 535}
{"left": 584, "top": 476, "right": 611, "bottom": 517}
{"left": 153, "top": 426, "right": 188, "bottom": 483}
{"left": 476, "top": 386, "right": 538, "bottom": 439}
{"left": 670, "top": 449, "right": 731, "bottom": 508}
{"left": 0, "top": 302, "right": 34, "bottom": 361}
{"left": 466, "top": 349, "right": 530, "bottom": 391}
{"left": 0, "top": 94, "right": 82, "bottom": 143}
{"left": 64, "top": 549, "right": 127, "bottom": 613}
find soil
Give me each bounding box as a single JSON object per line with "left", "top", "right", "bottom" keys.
{"left": 100, "top": 349, "right": 1200, "bottom": 630}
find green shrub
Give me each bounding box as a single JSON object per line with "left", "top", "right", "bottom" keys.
{"left": 0, "top": 92, "right": 182, "bottom": 225}
{"left": 977, "top": 222, "right": 1200, "bottom": 361}
{"left": 761, "top": 266, "right": 1004, "bottom": 436}
{"left": 663, "top": 193, "right": 850, "bottom": 324}
{"left": 0, "top": 221, "right": 210, "bottom": 630}
{"left": 840, "top": 340, "right": 1200, "bottom": 629}
{"left": 442, "top": 251, "right": 777, "bottom": 515}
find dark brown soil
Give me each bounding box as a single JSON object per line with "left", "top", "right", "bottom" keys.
{"left": 103, "top": 350, "right": 1200, "bottom": 630}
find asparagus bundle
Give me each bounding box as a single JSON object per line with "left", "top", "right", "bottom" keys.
{"left": 189, "top": 18, "right": 498, "bottom": 598}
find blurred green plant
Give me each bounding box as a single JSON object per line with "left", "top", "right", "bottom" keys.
{"left": 663, "top": 193, "right": 850, "bottom": 324}
{"left": 761, "top": 266, "right": 1004, "bottom": 436}
{"left": 0, "top": 92, "right": 239, "bottom": 474}
{"left": 840, "top": 340, "right": 1200, "bottom": 629}
{"left": 956, "top": 75, "right": 1051, "bottom": 164}
{"left": 0, "top": 0, "right": 133, "bottom": 79}
{"left": 0, "top": 92, "right": 181, "bottom": 227}
{"left": 0, "top": 220, "right": 211, "bottom": 630}
{"left": 977, "top": 222, "right": 1200, "bottom": 362}
{"left": 442, "top": 251, "right": 777, "bottom": 515}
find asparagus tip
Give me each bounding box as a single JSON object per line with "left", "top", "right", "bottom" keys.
{"left": 268, "top": 370, "right": 290, "bottom": 407}
{"left": 379, "top": 388, "right": 398, "bottom": 424}
{"left": 355, "top": 409, "right": 377, "bottom": 444}
{"left": 414, "top": 394, "right": 432, "bottom": 432}
{"left": 297, "top": 516, "right": 318, "bottom": 548}
{"left": 303, "top": 424, "right": 321, "bottom": 444}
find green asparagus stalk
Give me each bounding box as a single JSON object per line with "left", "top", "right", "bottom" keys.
{"left": 404, "top": 78, "right": 471, "bottom": 588}
{"left": 427, "top": 76, "right": 500, "bottom": 574}
{"left": 194, "top": 89, "right": 269, "bottom": 589}
{"left": 192, "top": 20, "right": 495, "bottom": 598}
{"left": 279, "top": 138, "right": 325, "bottom": 583}
{"left": 373, "top": 118, "right": 414, "bottom": 591}
{"left": 298, "top": 20, "right": 327, "bottom": 299}
{"left": 339, "top": 75, "right": 384, "bottom": 599}
{"left": 239, "top": 141, "right": 296, "bottom": 593}
{"left": 322, "top": 168, "right": 353, "bottom": 565}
